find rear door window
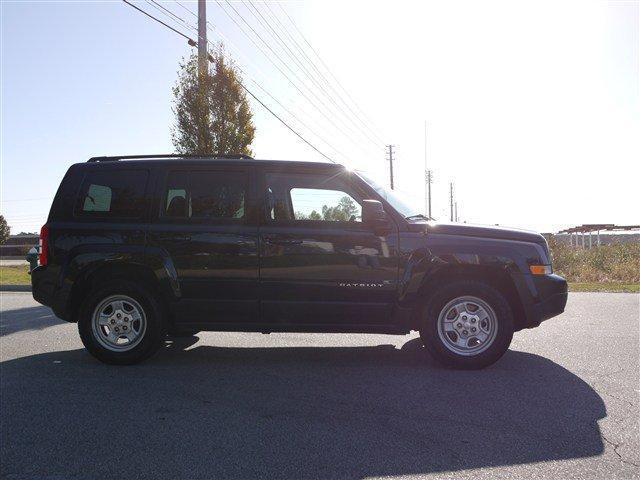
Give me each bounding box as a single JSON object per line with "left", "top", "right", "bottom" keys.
{"left": 75, "top": 170, "right": 149, "bottom": 218}
{"left": 162, "top": 170, "right": 247, "bottom": 221}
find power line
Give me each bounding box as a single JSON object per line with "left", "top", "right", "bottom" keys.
{"left": 247, "top": 80, "right": 349, "bottom": 162}
{"left": 176, "top": 0, "right": 382, "bottom": 163}
{"left": 123, "top": 0, "right": 195, "bottom": 45}
{"left": 216, "top": 0, "right": 379, "bottom": 159}
{"left": 148, "top": 0, "right": 187, "bottom": 26}
{"left": 221, "top": 0, "right": 368, "bottom": 147}
{"left": 141, "top": 1, "right": 386, "bottom": 166}
{"left": 276, "top": 2, "right": 386, "bottom": 143}
{"left": 241, "top": 0, "right": 383, "bottom": 149}
{"left": 172, "top": 0, "right": 349, "bottom": 161}
{"left": 241, "top": 84, "right": 336, "bottom": 163}
{"left": 260, "top": 1, "right": 386, "bottom": 146}
{"left": 145, "top": 1, "right": 198, "bottom": 42}
{"left": 130, "top": 1, "right": 340, "bottom": 158}
{"left": 122, "top": 0, "right": 337, "bottom": 164}
{"left": 145, "top": 0, "right": 211, "bottom": 57}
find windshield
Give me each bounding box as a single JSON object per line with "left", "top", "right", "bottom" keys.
{"left": 356, "top": 171, "right": 424, "bottom": 219}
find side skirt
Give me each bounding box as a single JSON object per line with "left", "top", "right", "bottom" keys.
{"left": 175, "top": 322, "right": 411, "bottom": 335}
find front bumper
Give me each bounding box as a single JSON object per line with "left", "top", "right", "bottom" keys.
{"left": 533, "top": 290, "right": 568, "bottom": 323}
{"left": 529, "top": 274, "right": 568, "bottom": 325}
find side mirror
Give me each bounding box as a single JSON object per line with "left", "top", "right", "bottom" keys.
{"left": 362, "top": 200, "right": 391, "bottom": 234}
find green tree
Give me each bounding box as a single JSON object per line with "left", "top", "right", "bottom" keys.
{"left": 321, "top": 196, "right": 359, "bottom": 221}
{"left": 172, "top": 47, "right": 255, "bottom": 156}
{"left": 308, "top": 210, "right": 322, "bottom": 220}
{"left": 0, "top": 215, "right": 10, "bottom": 245}
{"left": 295, "top": 197, "right": 358, "bottom": 221}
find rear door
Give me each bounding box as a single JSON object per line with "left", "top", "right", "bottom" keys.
{"left": 147, "top": 165, "right": 259, "bottom": 325}
{"left": 257, "top": 166, "right": 400, "bottom": 327}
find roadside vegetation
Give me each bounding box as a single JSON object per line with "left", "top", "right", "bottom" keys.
{"left": 549, "top": 239, "right": 640, "bottom": 293}
{"left": 0, "top": 265, "right": 30, "bottom": 285}
{"left": 568, "top": 283, "right": 639, "bottom": 293}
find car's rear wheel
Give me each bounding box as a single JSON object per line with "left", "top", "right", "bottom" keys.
{"left": 420, "top": 280, "right": 514, "bottom": 369}
{"left": 78, "top": 281, "right": 166, "bottom": 365}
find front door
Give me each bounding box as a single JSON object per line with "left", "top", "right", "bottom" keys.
{"left": 258, "top": 167, "right": 399, "bottom": 327}
{"left": 147, "top": 166, "right": 259, "bottom": 325}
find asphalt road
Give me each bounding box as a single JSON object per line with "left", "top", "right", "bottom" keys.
{"left": 1, "top": 292, "right": 638, "bottom": 479}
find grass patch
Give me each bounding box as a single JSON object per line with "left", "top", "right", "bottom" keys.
{"left": 569, "top": 282, "right": 640, "bottom": 293}
{"left": 0, "top": 265, "right": 31, "bottom": 286}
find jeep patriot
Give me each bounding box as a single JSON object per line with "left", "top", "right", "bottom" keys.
{"left": 31, "top": 154, "right": 568, "bottom": 368}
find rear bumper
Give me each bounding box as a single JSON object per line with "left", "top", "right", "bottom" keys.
{"left": 31, "top": 266, "right": 55, "bottom": 306}
{"left": 31, "top": 265, "right": 72, "bottom": 321}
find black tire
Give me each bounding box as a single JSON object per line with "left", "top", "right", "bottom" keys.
{"left": 78, "top": 280, "right": 167, "bottom": 365}
{"left": 419, "top": 280, "right": 514, "bottom": 369}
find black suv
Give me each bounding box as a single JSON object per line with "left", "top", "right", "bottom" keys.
{"left": 32, "top": 154, "right": 567, "bottom": 368}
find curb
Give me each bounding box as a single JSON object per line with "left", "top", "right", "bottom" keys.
{"left": 0, "top": 285, "right": 32, "bottom": 292}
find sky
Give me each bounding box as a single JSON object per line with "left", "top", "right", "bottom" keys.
{"left": 1, "top": 0, "right": 638, "bottom": 234}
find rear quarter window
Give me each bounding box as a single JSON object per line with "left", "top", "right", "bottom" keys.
{"left": 74, "top": 169, "right": 149, "bottom": 219}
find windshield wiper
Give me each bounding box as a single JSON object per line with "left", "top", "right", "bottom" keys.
{"left": 405, "top": 214, "right": 432, "bottom": 221}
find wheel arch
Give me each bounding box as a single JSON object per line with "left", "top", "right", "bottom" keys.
{"left": 68, "top": 262, "right": 167, "bottom": 323}
{"left": 415, "top": 265, "right": 527, "bottom": 331}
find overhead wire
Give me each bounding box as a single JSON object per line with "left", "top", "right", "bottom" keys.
{"left": 244, "top": 0, "right": 383, "bottom": 148}
{"left": 260, "top": 1, "right": 385, "bottom": 145}
{"left": 172, "top": 1, "right": 350, "bottom": 161}
{"left": 216, "top": 0, "right": 379, "bottom": 159}
{"left": 276, "top": 2, "right": 386, "bottom": 143}
{"left": 122, "top": 0, "right": 337, "bottom": 163}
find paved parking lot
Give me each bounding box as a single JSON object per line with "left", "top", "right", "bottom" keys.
{"left": 1, "top": 292, "right": 638, "bottom": 479}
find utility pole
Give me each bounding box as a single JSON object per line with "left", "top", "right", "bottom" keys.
{"left": 197, "top": 0, "right": 209, "bottom": 153}
{"left": 455, "top": 202, "right": 458, "bottom": 222}
{"left": 386, "top": 145, "right": 395, "bottom": 190}
{"left": 425, "top": 170, "right": 433, "bottom": 218}
{"left": 449, "top": 182, "right": 454, "bottom": 222}
{"left": 424, "top": 122, "right": 432, "bottom": 218}
{"left": 198, "top": 0, "right": 207, "bottom": 78}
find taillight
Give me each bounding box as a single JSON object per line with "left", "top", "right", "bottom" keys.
{"left": 39, "top": 224, "right": 49, "bottom": 266}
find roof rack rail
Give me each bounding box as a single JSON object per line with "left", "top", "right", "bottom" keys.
{"left": 87, "top": 153, "right": 254, "bottom": 162}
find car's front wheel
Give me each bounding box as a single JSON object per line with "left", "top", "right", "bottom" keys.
{"left": 78, "top": 281, "right": 166, "bottom": 365}
{"left": 420, "top": 280, "right": 514, "bottom": 369}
